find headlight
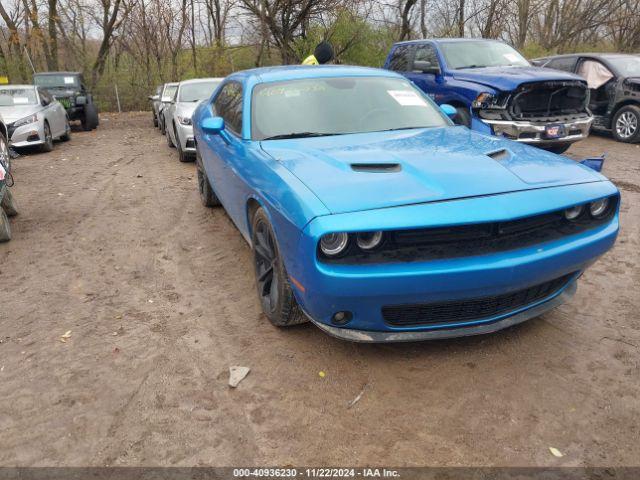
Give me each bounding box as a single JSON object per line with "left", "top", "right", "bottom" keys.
{"left": 178, "top": 116, "right": 192, "bottom": 126}
{"left": 320, "top": 233, "right": 349, "bottom": 257}
{"left": 564, "top": 205, "right": 584, "bottom": 221}
{"left": 472, "top": 92, "right": 495, "bottom": 109}
{"left": 13, "top": 114, "right": 38, "bottom": 127}
{"left": 356, "top": 231, "right": 383, "bottom": 250}
{"left": 589, "top": 198, "right": 610, "bottom": 218}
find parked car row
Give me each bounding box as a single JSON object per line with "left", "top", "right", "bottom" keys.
{"left": 0, "top": 115, "right": 18, "bottom": 242}
{"left": 149, "top": 56, "right": 620, "bottom": 342}
{"left": 151, "top": 78, "right": 223, "bottom": 162}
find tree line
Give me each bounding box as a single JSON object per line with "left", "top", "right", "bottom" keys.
{"left": 1, "top": 0, "right": 638, "bottom": 110}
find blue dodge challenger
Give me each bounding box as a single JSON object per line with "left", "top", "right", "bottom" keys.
{"left": 192, "top": 65, "right": 619, "bottom": 342}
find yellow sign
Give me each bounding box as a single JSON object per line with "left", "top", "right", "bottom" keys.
{"left": 0, "top": 76, "right": 8, "bottom": 84}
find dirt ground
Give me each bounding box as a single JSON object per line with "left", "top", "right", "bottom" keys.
{"left": 0, "top": 112, "right": 638, "bottom": 467}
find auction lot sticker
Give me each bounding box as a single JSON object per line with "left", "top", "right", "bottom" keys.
{"left": 387, "top": 90, "right": 428, "bottom": 107}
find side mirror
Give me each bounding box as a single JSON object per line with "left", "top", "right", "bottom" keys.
{"left": 201, "top": 116, "right": 224, "bottom": 134}
{"left": 41, "top": 98, "right": 50, "bottom": 106}
{"left": 76, "top": 95, "right": 87, "bottom": 105}
{"left": 413, "top": 60, "right": 441, "bottom": 75}
{"left": 149, "top": 95, "right": 159, "bottom": 101}
{"left": 440, "top": 104, "right": 457, "bottom": 119}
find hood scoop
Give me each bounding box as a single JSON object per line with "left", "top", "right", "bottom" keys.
{"left": 486, "top": 149, "right": 511, "bottom": 161}
{"left": 350, "top": 163, "right": 401, "bottom": 173}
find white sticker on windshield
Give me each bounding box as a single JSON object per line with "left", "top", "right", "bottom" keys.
{"left": 387, "top": 90, "right": 427, "bottom": 106}
{"left": 503, "top": 53, "right": 520, "bottom": 63}
{"left": 64, "top": 76, "right": 75, "bottom": 84}
{"left": 13, "top": 97, "right": 29, "bottom": 104}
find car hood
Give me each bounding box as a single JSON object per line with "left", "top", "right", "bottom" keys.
{"left": 175, "top": 102, "right": 199, "bottom": 118}
{"left": 450, "top": 66, "right": 585, "bottom": 91}
{"left": 0, "top": 105, "right": 42, "bottom": 124}
{"left": 260, "top": 127, "right": 601, "bottom": 214}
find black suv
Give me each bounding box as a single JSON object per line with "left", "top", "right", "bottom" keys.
{"left": 33, "top": 72, "right": 99, "bottom": 131}
{"left": 534, "top": 53, "right": 640, "bottom": 143}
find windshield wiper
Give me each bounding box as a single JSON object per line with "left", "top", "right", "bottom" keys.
{"left": 262, "top": 132, "right": 338, "bottom": 140}
{"left": 456, "top": 65, "right": 484, "bottom": 69}
{"left": 377, "top": 126, "right": 430, "bottom": 132}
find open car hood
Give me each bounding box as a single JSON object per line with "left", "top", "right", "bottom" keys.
{"left": 261, "top": 127, "right": 601, "bottom": 214}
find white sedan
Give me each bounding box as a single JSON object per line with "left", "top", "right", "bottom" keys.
{"left": 0, "top": 85, "right": 71, "bottom": 152}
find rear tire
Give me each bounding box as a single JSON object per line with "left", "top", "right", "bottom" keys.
{"left": 196, "top": 150, "right": 220, "bottom": 207}
{"left": 1, "top": 188, "right": 18, "bottom": 217}
{"left": 612, "top": 105, "right": 640, "bottom": 143}
{"left": 0, "top": 208, "right": 11, "bottom": 242}
{"left": 251, "top": 207, "right": 307, "bottom": 327}
{"left": 60, "top": 118, "right": 72, "bottom": 141}
{"left": 82, "top": 103, "right": 99, "bottom": 131}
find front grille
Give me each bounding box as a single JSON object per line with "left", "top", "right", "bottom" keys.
{"left": 382, "top": 273, "right": 574, "bottom": 327}
{"left": 58, "top": 98, "right": 72, "bottom": 109}
{"left": 323, "top": 197, "right": 617, "bottom": 265}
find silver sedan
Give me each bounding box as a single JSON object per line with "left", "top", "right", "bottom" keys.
{"left": 164, "top": 78, "right": 223, "bottom": 162}
{"left": 0, "top": 85, "right": 71, "bottom": 152}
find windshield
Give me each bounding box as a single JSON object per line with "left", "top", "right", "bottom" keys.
{"left": 0, "top": 88, "right": 38, "bottom": 106}
{"left": 163, "top": 85, "right": 178, "bottom": 101}
{"left": 607, "top": 56, "right": 640, "bottom": 77}
{"left": 179, "top": 81, "right": 221, "bottom": 102}
{"left": 252, "top": 77, "right": 448, "bottom": 140}
{"left": 440, "top": 41, "right": 529, "bottom": 69}
{"left": 33, "top": 74, "right": 79, "bottom": 88}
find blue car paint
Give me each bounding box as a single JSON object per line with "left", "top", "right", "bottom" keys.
{"left": 193, "top": 65, "right": 619, "bottom": 341}
{"left": 383, "top": 39, "right": 588, "bottom": 137}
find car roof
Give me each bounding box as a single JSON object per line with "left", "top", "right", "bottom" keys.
{"left": 226, "top": 65, "right": 401, "bottom": 85}
{"left": 394, "top": 37, "right": 507, "bottom": 46}
{"left": 179, "top": 77, "right": 224, "bottom": 85}
{"left": 538, "top": 53, "right": 638, "bottom": 61}
{"left": 34, "top": 71, "right": 82, "bottom": 76}
{"left": 0, "top": 84, "right": 36, "bottom": 89}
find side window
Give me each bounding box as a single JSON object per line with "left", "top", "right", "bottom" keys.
{"left": 413, "top": 44, "right": 439, "bottom": 68}
{"left": 214, "top": 82, "right": 243, "bottom": 135}
{"left": 546, "top": 57, "right": 577, "bottom": 72}
{"left": 388, "top": 45, "right": 411, "bottom": 72}
{"left": 38, "top": 88, "right": 51, "bottom": 105}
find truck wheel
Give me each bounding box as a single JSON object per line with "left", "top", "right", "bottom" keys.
{"left": 545, "top": 143, "right": 571, "bottom": 154}
{"left": 0, "top": 208, "right": 11, "bottom": 242}
{"left": 455, "top": 107, "right": 472, "bottom": 127}
{"left": 40, "top": 122, "right": 54, "bottom": 152}
{"left": 1, "top": 188, "right": 18, "bottom": 217}
{"left": 153, "top": 114, "right": 158, "bottom": 128}
{"left": 612, "top": 105, "right": 640, "bottom": 143}
{"left": 251, "top": 207, "right": 307, "bottom": 327}
{"left": 82, "top": 103, "right": 99, "bottom": 131}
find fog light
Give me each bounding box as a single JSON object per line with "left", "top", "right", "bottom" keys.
{"left": 589, "top": 198, "right": 610, "bottom": 218}
{"left": 564, "top": 205, "right": 584, "bottom": 221}
{"left": 332, "top": 311, "right": 353, "bottom": 325}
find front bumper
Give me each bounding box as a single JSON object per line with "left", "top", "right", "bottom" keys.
{"left": 307, "top": 280, "right": 577, "bottom": 342}
{"left": 8, "top": 121, "right": 45, "bottom": 148}
{"left": 175, "top": 123, "right": 195, "bottom": 153}
{"left": 481, "top": 116, "right": 593, "bottom": 145}
{"left": 287, "top": 182, "right": 619, "bottom": 341}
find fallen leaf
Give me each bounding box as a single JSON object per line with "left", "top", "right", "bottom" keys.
{"left": 318, "top": 371, "right": 326, "bottom": 378}
{"left": 60, "top": 330, "right": 72, "bottom": 342}
{"left": 549, "top": 447, "right": 564, "bottom": 458}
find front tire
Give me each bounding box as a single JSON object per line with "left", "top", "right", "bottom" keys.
{"left": 166, "top": 126, "right": 175, "bottom": 148}
{"left": 545, "top": 143, "right": 571, "bottom": 154}
{"left": 195, "top": 150, "right": 220, "bottom": 207}
{"left": 251, "top": 208, "right": 307, "bottom": 327}
{"left": 0, "top": 208, "right": 11, "bottom": 242}
{"left": 612, "top": 105, "right": 640, "bottom": 143}
{"left": 1, "top": 188, "right": 18, "bottom": 217}
{"left": 41, "top": 122, "right": 54, "bottom": 152}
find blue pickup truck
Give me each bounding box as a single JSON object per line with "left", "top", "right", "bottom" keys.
{"left": 384, "top": 38, "right": 593, "bottom": 153}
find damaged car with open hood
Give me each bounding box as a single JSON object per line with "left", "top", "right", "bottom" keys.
{"left": 385, "top": 38, "right": 593, "bottom": 154}
{"left": 192, "top": 65, "right": 619, "bottom": 342}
